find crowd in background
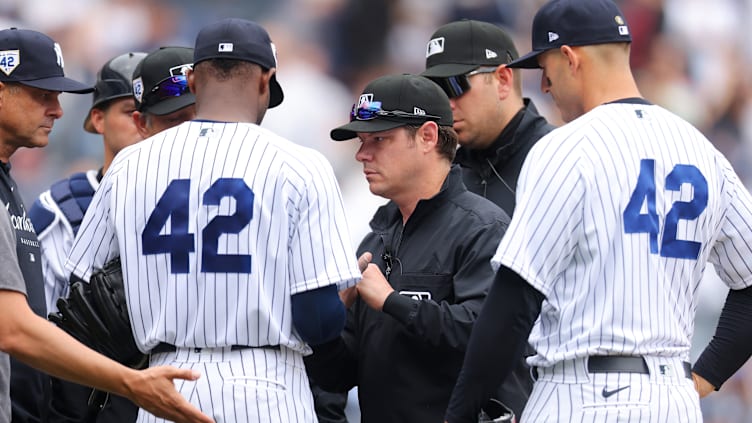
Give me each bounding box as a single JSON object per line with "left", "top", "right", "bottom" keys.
{"left": 2, "top": 0, "right": 752, "bottom": 421}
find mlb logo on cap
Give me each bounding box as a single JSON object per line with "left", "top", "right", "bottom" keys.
{"left": 218, "top": 43, "right": 234, "bottom": 52}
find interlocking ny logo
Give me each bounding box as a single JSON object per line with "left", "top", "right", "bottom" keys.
{"left": 53, "top": 43, "right": 64, "bottom": 68}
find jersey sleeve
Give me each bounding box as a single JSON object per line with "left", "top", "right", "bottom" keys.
{"left": 708, "top": 158, "right": 752, "bottom": 290}
{"left": 492, "top": 138, "right": 587, "bottom": 297}
{"left": 64, "top": 173, "right": 119, "bottom": 282}
{"left": 288, "top": 153, "right": 360, "bottom": 295}
{"left": 30, "top": 191, "right": 75, "bottom": 313}
{"left": 0, "top": 207, "right": 26, "bottom": 294}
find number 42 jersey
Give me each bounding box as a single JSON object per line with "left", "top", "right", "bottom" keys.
{"left": 66, "top": 121, "right": 361, "bottom": 354}
{"left": 492, "top": 99, "right": 752, "bottom": 367}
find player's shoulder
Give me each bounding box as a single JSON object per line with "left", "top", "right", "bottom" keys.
{"left": 29, "top": 170, "right": 99, "bottom": 237}
{"left": 249, "top": 123, "right": 336, "bottom": 173}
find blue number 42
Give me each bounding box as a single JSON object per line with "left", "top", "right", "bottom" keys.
{"left": 142, "top": 178, "right": 254, "bottom": 274}
{"left": 623, "top": 159, "right": 708, "bottom": 260}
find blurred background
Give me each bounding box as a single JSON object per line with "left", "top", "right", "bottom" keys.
{"left": 2, "top": 0, "right": 752, "bottom": 421}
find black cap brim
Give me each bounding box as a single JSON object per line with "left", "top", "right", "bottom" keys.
{"left": 420, "top": 63, "right": 478, "bottom": 78}
{"left": 330, "top": 119, "right": 406, "bottom": 141}
{"left": 506, "top": 50, "right": 545, "bottom": 69}
{"left": 143, "top": 93, "right": 196, "bottom": 116}
{"left": 21, "top": 76, "right": 94, "bottom": 93}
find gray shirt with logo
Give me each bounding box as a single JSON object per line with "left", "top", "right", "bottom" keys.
{"left": 0, "top": 206, "right": 27, "bottom": 423}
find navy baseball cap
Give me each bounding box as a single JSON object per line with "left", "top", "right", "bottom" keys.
{"left": 0, "top": 28, "right": 92, "bottom": 93}
{"left": 421, "top": 20, "right": 518, "bottom": 78}
{"left": 330, "top": 74, "right": 453, "bottom": 141}
{"left": 132, "top": 46, "right": 195, "bottom": 115}
{"left": 508, "top": 0, "right": 632, "bottom": 69}
{"left": 193, "top": 18, "right": 283, "bottom": 108}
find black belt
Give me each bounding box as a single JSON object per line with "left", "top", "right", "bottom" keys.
{"left": 152, "top": 342, "right": 280, "bottom": 354}
{"left": 588, "top": 356, "right": 691, "bottom": 379}
{"left": 533, "top": 356, "right": 692, "bottom": 379}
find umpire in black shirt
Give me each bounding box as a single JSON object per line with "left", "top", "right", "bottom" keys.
{"left": 421, "top": 20, "right": 556, "bottom": 416}
{"left": 304, "top": 74, "right": 511, "bottom": 422}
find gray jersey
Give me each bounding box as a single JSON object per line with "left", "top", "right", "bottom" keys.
{"left": 0, "top": 206, "right": 27, "bottom": 423}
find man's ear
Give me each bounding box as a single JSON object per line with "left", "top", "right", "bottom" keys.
{"left": 89, "top": 109, "right": 106, "bottom": 135}
{"left": 418, "top": 121, "right": 439, "bottom": 152}
{"left": 495, "top": 65, "right": 515, "bottom": 100}
{"left": 560, "top": 45, "right": 581, "bottom": 75}
{"left": 258, "top": 68, "right": 274, "bottom": 102}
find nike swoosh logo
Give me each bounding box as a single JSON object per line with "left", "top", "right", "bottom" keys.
{"left": 602, "top": 385, "right": 630, "bottom": 398}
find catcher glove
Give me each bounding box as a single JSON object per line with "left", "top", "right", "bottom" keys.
{"left": 49, "top": 257, "right": 147, "bottom": 369}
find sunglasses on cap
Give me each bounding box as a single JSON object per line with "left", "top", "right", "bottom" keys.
{"left": 432, "top": 66, "right": 499, "bottom": 98}
{"left": 143, "top": 75, "right": 190, "bottom": 105}
{"left": 350, "top": 101, "right": 441, "bottom": 122}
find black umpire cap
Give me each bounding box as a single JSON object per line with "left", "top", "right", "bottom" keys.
{"left": 330, "top": 74, "right": 453, "bottom": 141}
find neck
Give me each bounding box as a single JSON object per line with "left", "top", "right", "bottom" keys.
{"left": 194, "top": 83, "right": 261, "bottom": 124}
{"left": 395, "top": 161, "right": 450, "bottom": 224}
{"left": 580, "top": 48, "right": 642, "bottom": 113}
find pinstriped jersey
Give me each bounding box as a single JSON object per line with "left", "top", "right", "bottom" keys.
{"left": 492, "top": 100, "right": 752, "bottom": 368}
{"left": 65, "top": 120, "right": 361, "bottom": 354}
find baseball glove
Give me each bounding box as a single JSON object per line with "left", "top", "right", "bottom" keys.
{"left": 49, "top": 257, "right": 147, "bottom": 369}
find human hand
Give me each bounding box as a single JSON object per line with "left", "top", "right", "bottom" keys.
{"left": 358, "top": 252, "right": 372, "bottom": 272}
{"left": 357, "top": 263, "right": 394, "bottom": 311}
{"left": 692, "top": 371, "right": 715, "bottom": 398}
{"left": 125, "top": 366, "right": 214, "bottom": 423}
{"left": 339, "top": 286, "right": 358, "bottom": 309}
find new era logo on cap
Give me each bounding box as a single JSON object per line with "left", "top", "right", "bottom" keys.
{"left": 485, "top": 49, "right": 497, "bottom": 59}
{"left": 548, "top": 32, "right": 560, "bottom": 43}
{"left": 358, "top": 93, "right": 373, "bottom": 107}
{"left": 426, "top": 37, "right": 445, "bottom": 58}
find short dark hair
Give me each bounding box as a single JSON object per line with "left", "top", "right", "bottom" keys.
{"left": 194, "top": 59, "right": 261, "bottom": 82}
{"left": 404, "top": 123, "right": 458, "bottom": 162}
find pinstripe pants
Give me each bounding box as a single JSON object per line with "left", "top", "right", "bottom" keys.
{"left": 137, "top": 345, "right": 317, "bottom": 423}
{"left": 521, "top": 357, "right": 702, "bottom": 422}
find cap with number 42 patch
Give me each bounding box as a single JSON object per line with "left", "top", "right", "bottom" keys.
{"left": 0, "top": 27, "right": 92, "bottom": 93}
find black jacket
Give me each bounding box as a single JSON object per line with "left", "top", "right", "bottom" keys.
{"left": 455, "top": 98, "right": 555, "bottom": 214}
{"left": 453, "top": 99, "right": 554, "bottom": 417}
{"left": 305, "top": 166, "right": 509, "bottom": 422}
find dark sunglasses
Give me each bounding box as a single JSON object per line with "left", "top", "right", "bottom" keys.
{"left": 144, "top": 75, "right": 190, "bottom": 105}
{"left": 350, "top": 101, "right": 441, "bottom": 122}
{"left": 433, "top": 66, "right": 499, "bottom": 98}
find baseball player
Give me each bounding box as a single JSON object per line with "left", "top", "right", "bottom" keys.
{"left": 65, "top": 18, "right": 360, "bottom": 423}
{"left": 445, "top": 0, "right": 752, "bottom": 422}
{"left": 0, "top": 27, "right": 211, "bottom": 423}
{"left": 29, "top": 46, "right": 196, "bottom": 423}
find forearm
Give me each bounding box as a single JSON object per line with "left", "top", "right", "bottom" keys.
{"left": 382, "top": 292, "right": 481, "bottom": 350}
{"left": 445, "top": 266, "right": 543, "bottom": 423}
{"left": 0, "top": 291, "right": 137, "bottom": 398}
{"left": 693, "top": 285, "right": 752, "bottom": 390}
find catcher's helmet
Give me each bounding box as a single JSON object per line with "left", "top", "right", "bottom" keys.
{"left": 84, "top": 51, "right": 147, "bottom": 133}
